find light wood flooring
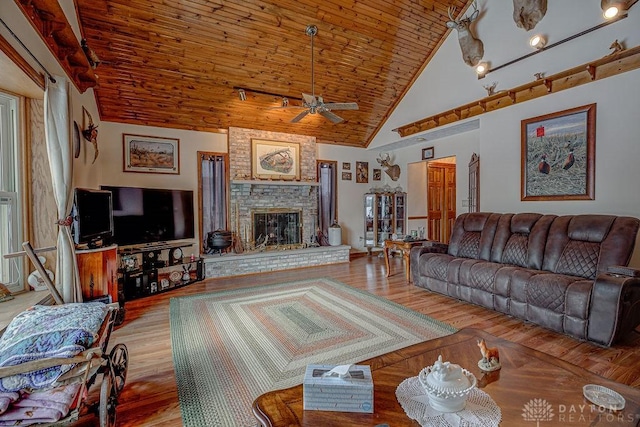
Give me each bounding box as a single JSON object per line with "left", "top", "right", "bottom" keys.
{"left": 79, "top": 255, "right": 640, "bottom": 426}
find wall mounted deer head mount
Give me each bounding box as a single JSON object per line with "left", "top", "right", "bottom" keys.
{"left": 377, "top": 153, "right": 401, "bottom": 181}
{"left": 513, "top": 0, "right": 547, "bottom": 31}
{"left": 447, "top": 1, "right": 484, "bottom": 67}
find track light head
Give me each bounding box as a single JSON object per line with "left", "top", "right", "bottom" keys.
{"left": 529, "top": 34, "right": 546, "bottom": 49}
{"left": 601, "top": 0, "right": 626, "bottom": 19}
{"left": 238, "top": 89, "right": 247, "bottom": 101}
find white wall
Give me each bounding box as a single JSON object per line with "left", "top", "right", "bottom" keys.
{"left": 316, "top": 144, "right": 381, "bottom": 251}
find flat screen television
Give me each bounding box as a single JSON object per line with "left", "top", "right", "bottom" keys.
{"left": 72, "top": 188, "right": 114, "bottom": 247}
{"left": 101, "top": 185, "right": 195, "bottom": 246}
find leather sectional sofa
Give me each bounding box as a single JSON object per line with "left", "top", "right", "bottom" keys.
{"left": 411, "top": 212, "right": 640, "bottom": 346}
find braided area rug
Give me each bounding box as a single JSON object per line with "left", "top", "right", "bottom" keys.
{"left": 170, "top": 277, "right": 455, "bottom": 426}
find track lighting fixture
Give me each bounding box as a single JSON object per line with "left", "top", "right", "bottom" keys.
{"left": 475, "top": 62, "right": 488, "bottom": 76}
{"left": 601, "top": 0, "right": 626, "bottom": 19}
{"left": 238, "top": 89, "right": 247, "bottom": 101}
{"left": 529, "top": 35, "right": 546, "bottom": 49}
{"left": 281, "top": 97, "right": 289, "bottom": 107}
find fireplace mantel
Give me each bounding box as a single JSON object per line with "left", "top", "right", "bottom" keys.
{"left": 231, "top": 180, "right": 319, "bottom": 187}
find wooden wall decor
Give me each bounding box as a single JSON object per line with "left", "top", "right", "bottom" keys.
{"left": 14, "top": 0, "right": 98, "bottom": 93}
{"left": 393, "top": 45, "right": 640, "bottom": 138}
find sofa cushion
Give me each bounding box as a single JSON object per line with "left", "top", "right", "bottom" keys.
{"left": 490, "top": 213, "right": 556, "bottom": 270}
{"left": 543, "top": 215, "right": 640, "bottom": 279}
{"left": 448, "top": 213, "right": 501, "bottom": 261}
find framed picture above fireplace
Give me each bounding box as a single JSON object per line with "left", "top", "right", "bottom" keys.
{"left": 251, "top": 139, "right": 301, "bottom": 181}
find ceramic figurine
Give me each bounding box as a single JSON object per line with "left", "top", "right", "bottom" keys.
{"left": 477, "top": 338, "right": 501, "bottom": 372}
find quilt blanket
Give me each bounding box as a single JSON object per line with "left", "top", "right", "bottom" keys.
{"left": 0, "top": 303, "right": 107, "bottom": 392}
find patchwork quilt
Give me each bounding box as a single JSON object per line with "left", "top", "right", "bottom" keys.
{"left": 0, "top": 303, "right": 108, "bottom": 393}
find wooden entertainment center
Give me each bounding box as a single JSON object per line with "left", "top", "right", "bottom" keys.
{"left": 118, "top": 241, "right": 203, "bottom": 301}
{"left": 76, "top": 241, "right": 204, "bottom": 303}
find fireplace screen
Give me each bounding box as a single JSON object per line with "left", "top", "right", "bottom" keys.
{"left": 252, "top": 210, "right": 302, "bottom": 246}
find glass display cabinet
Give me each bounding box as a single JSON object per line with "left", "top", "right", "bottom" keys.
{"left": 364, "top": 192, "right": 407, "bottom": 249}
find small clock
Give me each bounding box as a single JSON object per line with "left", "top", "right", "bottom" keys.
{"left": 172, "top": 247, "right": 183, "bottom": 261}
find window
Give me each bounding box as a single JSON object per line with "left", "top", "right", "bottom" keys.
{"left": 0, "top": 92, "right": 24, "bottom": 293}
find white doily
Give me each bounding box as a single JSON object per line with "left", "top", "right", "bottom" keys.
{"left": 396, "top": 376, "right": 502, "bottom": 427}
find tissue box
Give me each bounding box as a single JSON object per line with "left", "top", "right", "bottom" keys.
{"left": 303, "top": 364, "right": 374, "bottom": 413}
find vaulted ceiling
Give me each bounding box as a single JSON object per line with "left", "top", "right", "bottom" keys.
{"left": 73, "top": 0, "right": 470, "bottom": 147}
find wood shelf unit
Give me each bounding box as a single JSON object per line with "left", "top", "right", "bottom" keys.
{"left": 118, "top": 242, "right": 203, "bottom": 301}
{"left": 393, "top": 45, "right": 640, "bottom": 138}
{"left": 14, "top": 0, "right": 98, "bottom": 93}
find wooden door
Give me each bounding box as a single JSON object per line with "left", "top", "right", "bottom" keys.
{"left": 443, "top": 164, "right": 456, "bottom": 243}
{"left": 427, "top": 162, "right": 456, "bottom": 243}
{"left": 427, "top": 166, "right": 444, "bottom": 242}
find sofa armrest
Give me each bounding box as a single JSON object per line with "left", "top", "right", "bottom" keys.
{"left": 587, "top": 270, "right": 640, "bottom": 346}
{"left": 607, "top": 265, "right": 640, "bottom": 277}
{"left": 410, "top": 242, "right": 449, "bottom": 284}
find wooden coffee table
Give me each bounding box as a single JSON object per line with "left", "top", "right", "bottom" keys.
{"left": 253, "top": 328, "right": 640, "bottom": 426}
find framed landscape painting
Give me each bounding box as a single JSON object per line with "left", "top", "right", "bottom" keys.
{"left": 521, "top": 104, "right": 596, "bottom": 201}
{"left": 123, "top": 134, "right": 179, "bottom": 174}
{"left": 251, "top": 139, "right": 300, "bottom": 180}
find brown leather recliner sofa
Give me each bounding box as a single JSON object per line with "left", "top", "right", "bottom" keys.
{"left": 411, "top": 212, "right": 640, "bottom": 346}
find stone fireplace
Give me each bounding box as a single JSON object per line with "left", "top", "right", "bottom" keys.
{"left": 203, "top": 127, "right": 349, "bottom": 279}
{"left": 228, "top": 127, "right": 318, "bottom": 247}
{"left": 230, "top": 182, "right": 317, "bottom": 247}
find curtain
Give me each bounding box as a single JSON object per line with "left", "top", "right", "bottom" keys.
{"left": 44, "top": 76, "right": 81, "bottom": 303}
{"left": 317, "top": 162, "right": 337, "bottom": 243}
{"left": 201, "top": 155, "right": 228, "bottom": 246}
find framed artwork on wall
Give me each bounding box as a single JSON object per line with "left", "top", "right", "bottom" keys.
{"left": 422, "top": 146, "right": 434, "bottom": 160}
{"left": 342, "top": 172, "right": 352, "bottom": 180}
{"left": 123, "top": 134, "right": 180, "bottom": 174}
{"left": 342, "top": 162, "right": 351, "bottom": 170}
{"left": 356, "top": 161, "right": 368, "bottom": 183}
{"left": 251, "top": 139, "right": 301, "bottom": 180}
{"left": 521, "top": 103, "right": 596, "bottom": 201}
{"left": 373, "top": 169, "right": 381, "bottom": 181}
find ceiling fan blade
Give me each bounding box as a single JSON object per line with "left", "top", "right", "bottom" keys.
{"left": 301, "top": 93, "right": 316, "bottom": 106}
{"left": 322, "top": 102, "right": 359, "bottom": 111}
{"left": 319, "top": 109, "right": 344, "bottom": 123}
{"left": 291, "top": 110, "right": 310, "bottom": 123}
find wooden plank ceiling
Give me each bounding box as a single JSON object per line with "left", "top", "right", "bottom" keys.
{"left": 75, "top": 0, "right": 469, "bottom": 147}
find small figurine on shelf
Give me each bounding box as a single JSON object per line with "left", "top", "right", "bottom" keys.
{"left": 477, "top": 338, "right": 501, "bottom": 372}
{"left": 182, "top": 264, "right": 192, "bottom": 281}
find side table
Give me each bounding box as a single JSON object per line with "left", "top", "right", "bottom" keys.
{"left": 383, "top": 239, "right": 428, "bottom": 282}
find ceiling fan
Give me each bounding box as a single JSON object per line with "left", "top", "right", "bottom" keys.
{"left": 274, "top": 25, "right": 359, "bottom": 124}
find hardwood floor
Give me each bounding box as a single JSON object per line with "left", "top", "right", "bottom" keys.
{"left": 81, "top": 255, "right": 640, "bottom": 426}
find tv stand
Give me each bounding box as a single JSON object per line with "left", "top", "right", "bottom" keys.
{"left": 118, "top": 242, "right": 203, "bottom": 301}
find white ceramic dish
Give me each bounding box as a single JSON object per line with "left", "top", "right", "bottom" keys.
{"left": 583, "top": 384, "right": 625, "bottom": 410}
